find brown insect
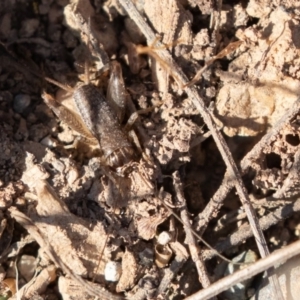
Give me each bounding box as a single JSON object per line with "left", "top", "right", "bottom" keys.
{"left": 42, "top": 61, "right": 136, "bottom": 169}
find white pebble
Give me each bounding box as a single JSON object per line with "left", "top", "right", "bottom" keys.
{"left": 104, "top": 261, "right": 122, "bottom": 282}
{"left": 40, "top": 136, "right": 57, "bottom": 148}
{"left": 157, "top": 231, "right": 172, "bottom": 245}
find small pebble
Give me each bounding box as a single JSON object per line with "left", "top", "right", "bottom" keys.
{"left": 104, "top": 261, "right": 122, "bottom": 282}
{"left": 13, "top": 94, "right": 31, "bottom": 114}
{"left": 40, "top": 136, "right": 57, "bottom": 148}
{"left": 157, "top": 231, "right": 172, "bottom": 245}
{"left": 17, "top": 255, "right": 37, "bottom": 282}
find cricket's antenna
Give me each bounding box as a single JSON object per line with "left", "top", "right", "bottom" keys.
{"left": 84, "top": 18, "right": 92, "bottom": 85}
{"left": 45, "top": 76, "right": 73, "bottom": 93}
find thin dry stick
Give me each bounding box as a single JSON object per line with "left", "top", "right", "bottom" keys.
{"left": 172, "top": 171, "right": 212, "bottom": 289}
{"left": 185, "top": 238, "right": 300, "bottom": 300}
{"left": 118, "top": 0, "right": 282, "bottom": 298}
{"left": 202, "top": 196, "right": 300, "bottom": 260}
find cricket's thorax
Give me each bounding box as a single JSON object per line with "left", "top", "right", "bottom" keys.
{"left": 73, "top": 84, "right": 135, "bottom": 168}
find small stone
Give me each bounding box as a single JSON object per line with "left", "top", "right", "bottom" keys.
{"left": 104, "top": 261, "right": 122, "bottom": 282}
{"left": 157, "top": 231, "right": 172, "bottom": 245}
{"left": 40, "top": 136, "right": 57, "bottom": 148}
{"left": 17, "top": 255, "right": 37, "bottom": 282}
{"left": 206, "top": 86, "right": 216, "bottom": 98}
{"left": 13, "top": 94, "right": 31, "bottom": 114}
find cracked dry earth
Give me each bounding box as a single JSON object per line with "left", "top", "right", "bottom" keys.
{"left": 1, "top": 0, "right": 300, "bottom": 299}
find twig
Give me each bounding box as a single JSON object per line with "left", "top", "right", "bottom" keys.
{"left": 184, "top": 238, "right": 300, "bottom": 300}
{"left": 172, "top": 171, "right": 211, "bottom": 288}
{"left": 202, "top": 196, "right": 300, "bottom": 260}
{"left": 118, "top": 1, "right": 282, "bottom": 298}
